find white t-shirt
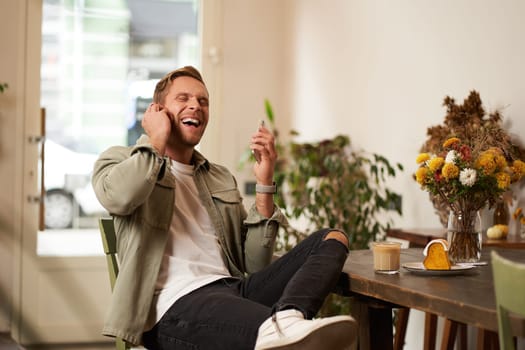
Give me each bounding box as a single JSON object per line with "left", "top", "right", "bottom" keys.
{"left": 151, "top": 159, "right": 231, "bottom": 325}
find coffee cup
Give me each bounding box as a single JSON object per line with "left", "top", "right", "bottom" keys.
{"left": 372, "top": 241, "right": 401, "bottom": 274}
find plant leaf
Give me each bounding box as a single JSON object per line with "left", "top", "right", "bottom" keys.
{"left": 264, "top": 99, "right": 274, "bottom": 124}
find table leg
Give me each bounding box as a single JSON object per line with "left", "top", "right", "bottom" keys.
{"left": 424, "top": 313, "right": 437, "bottom": 350}
{"left": 351, "top": 297, "right": 393, "bottom": 350}
{"left": 394, "top": 308, "right": 410, "bottom": 350}
{"left": 352, "top": 299, "right": 371, "bottom": 350}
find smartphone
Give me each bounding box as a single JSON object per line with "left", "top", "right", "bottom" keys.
{"left": 253, "top": 120, "right": 265, "bottom": 163}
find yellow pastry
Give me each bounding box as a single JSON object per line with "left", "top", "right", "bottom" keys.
{"left": 423, "top": 239, "right": 451, "bottom": 270}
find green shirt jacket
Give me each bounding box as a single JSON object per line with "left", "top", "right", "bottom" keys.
{"left": 92, "top": 135, "right": 288, "bottom": 345}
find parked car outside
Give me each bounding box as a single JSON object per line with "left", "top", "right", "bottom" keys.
{"left": 44, "top": 140, "right": 107, "bottom": 229}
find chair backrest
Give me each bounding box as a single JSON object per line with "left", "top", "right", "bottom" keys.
{"left": 99, "top": 217, "right": 119, "bottom": 289}
{"left": 491, "top": 250, "right": 525, "bottom": 350}
{"left": 99, "top": 217, "right": 130, "bottom": 350}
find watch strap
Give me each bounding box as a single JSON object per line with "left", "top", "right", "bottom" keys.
{"left": 255, "top": 182, "right": 277, "bottom": 194}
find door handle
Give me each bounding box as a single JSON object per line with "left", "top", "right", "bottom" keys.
{"left": 28, "top": 108, "right": 47, "bottom": 230}
{"left": 27, "top": 195, "right": 41, "bottom": 203}
{"left": 28, "top": 135, "right": 45, "bottom": 144}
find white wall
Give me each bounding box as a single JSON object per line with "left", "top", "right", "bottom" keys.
{"left": 282, "top": 0, "right": 525, "bottom": 230}
{"left": 205, "top": 0, "right": 293, "bottom": 197}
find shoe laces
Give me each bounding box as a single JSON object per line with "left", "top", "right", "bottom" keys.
{"left": 271, "top": 312, "right": 285, "bottom": 337}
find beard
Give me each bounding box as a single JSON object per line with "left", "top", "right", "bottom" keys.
{"left": 169, "top": 121, "right": 206, "bottom": 149}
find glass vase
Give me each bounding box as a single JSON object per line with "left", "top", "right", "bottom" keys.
{"left": 447, "top": 210, "right": 482, "bottom": 263}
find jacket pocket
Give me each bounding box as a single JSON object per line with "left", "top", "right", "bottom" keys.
{"left": 211, "top": 188, "right": 242, "bottom": 204}
{"left": 211, "top": 188, "right": 243, "bottom": 223}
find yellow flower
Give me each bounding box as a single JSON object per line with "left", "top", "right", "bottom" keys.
{"left": 494, "top": 155, "right": 507, "bottom": 170}
{"left": 488, "top": 147, "right": 503, "bottom": 155}
{"left": 442, "top": 162, "right": 459, "bottom": 180}
{"left": 476, "top": 152, "right": 496, "bottom": 175}
{"left": 427, "top": 157, "right": 444, "bottom": 172}
{"left": 513, "top": 160, "right": 525, "bottom": 178}
{"left": 443, "top": 137, "right": 461, "bottom": 148}
{"left": 415, "top": 167, "right": 428, "bottom": 185}
{"left": 513, "top": 207, "right": 525, "bottom": 227}
{"left": 416, "top": 153, "right": 431, "bottom": 164}
{"left": 415, "top": 126, "right": 524, "bottom": 213}
{"left": 495, "top": 172, "right": 511, "bottom": 190}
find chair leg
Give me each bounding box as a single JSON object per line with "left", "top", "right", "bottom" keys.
{"left": 424, "top": 313, "right": 437, "bottom": 350}
{"left": 116, "top": 337, "right": 129, "bottom": 350}
{"left": 477, "top": 329, "right": 500, "bottom": 350}
{"left": 391, "top": 311, "right": 469, "bottom": 350}
{"left": 440, "top": 318, "right": 459, "bottom": 350}
{"left": 457, "top": 323, "right": 467, "bottom": 350}
{"left": 394, "top": 308, "right": 410, "bottom": 350}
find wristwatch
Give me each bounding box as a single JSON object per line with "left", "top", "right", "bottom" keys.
{"left": 255, "top": 182, "right": 277, "bottom": 194}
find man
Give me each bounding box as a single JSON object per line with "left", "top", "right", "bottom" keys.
{"left": 92, "top": 66, "right": 357, "bottom": 350}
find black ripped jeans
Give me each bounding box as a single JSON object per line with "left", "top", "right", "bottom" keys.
{"left": 142, "top": 228, "right": 349, "bottom": 350}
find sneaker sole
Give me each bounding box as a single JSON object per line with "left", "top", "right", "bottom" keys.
{"left": 260, "top": 318, "right": 357, "bottom": 350}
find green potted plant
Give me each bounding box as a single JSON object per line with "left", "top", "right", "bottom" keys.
{"left": 240, "top": 100, "right": 404, "bottom": 315}
{"left": 0, "top": 82, "right": 7, "bottom": 94}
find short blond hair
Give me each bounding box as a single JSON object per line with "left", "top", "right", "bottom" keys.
{"left": 153, "top": 66, "right": 206, "bottom": 104}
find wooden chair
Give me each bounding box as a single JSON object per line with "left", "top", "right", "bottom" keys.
{"left": 394, "top": 308, "right": 467, "bottom": 350}
{"left": 491, "top": 250, "right": 525, "bottom": 350}
{"left": 99, "top": 217, "right": 131, "bottom": 350}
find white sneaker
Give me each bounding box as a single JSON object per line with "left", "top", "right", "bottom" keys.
{"left": 254, "top": 309, "right": 357, "bottom": 350}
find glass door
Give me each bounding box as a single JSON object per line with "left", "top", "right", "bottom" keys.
{"left": 15, "top": 0, "right": 202, "bottom": 344}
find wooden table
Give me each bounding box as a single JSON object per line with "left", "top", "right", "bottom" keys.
{"left": 343, "top": 247, "right": 525, "bottom": 350}
{"left": 387, "top": 228, "right": 525, "bottom": 249}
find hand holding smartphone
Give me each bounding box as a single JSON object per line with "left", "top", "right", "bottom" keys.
{"left": 253, "top": 120, "right": 265, "bottom": 163}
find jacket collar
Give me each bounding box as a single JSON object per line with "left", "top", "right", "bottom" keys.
{"left": 136, "top": 134, "right": 210, "bottom": 176}
{"left": 191, "top": 149, "right": 210, "bottom": 171}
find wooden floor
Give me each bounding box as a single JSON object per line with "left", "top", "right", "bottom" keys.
{"left": 24, "top": 344, "right": 115, "bottom": 350}
{"left": 0, "top": 334, "right": 117, "bottom": 350}
{"left": 0, "top": 333, "right": 21, "bottom": 350}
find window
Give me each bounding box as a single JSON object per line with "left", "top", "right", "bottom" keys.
{"left": 39, "top": 0, "right": 200, "bottom": 255}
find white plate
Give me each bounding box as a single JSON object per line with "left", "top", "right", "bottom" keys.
{"left": 402, "top": 262, "right": 475, "bottom": 276}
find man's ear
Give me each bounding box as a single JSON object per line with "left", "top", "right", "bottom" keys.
{"left": 164, "top": 109, "right": 174, "bottom": 120}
